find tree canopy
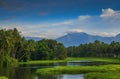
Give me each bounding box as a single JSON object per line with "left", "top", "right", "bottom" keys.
{"left": 67, "top": 40, "right": 120, "bottom": 58}
{"left": 0, "top": 28, "right": 67, "bottom": 67}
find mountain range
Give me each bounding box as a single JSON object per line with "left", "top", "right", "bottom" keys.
{"left": 25, "top": 32, "right": 120, "bottom": 47}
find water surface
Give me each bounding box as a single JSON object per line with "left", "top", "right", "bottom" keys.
{"left": 0, "top": 61, "right": 112, "bottom": 79}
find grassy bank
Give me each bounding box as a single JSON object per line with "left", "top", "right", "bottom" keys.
{"left": 84, "top": 71, "right": 120, "bottom": 79}
{"left": 67, "top": 57, "right": 120, "bottom": 63}
{"left": 0, "top": 76, "right": 8, "bottom": 79}
{"left": 19, "top": 57, "right": 120, "bottom": 65}
{"left": 19, "top": 60, "right": 67, "bottom": 65}
{"left": 36, "top": 64, "right": 120, "bottom": 75}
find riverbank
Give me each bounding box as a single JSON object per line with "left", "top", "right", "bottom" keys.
{"left": 19, "top": 57, "right": 120, "bottom": 65}
{"left": 35, "top": 57, "right": 120, "bottom": 79}
{"left": 36, "top": 64, "right": 120, "bottom": 75}
{"left": 19, "top": 60, "right": 66, "bottom": 65}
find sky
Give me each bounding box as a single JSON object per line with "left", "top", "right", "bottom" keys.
{"left": 0, "top": 0, "right": 120, "bottom": 38}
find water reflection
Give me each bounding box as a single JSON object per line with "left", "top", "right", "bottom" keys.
{"left": 38, "top": 75, "right": 58, "bottom": 79}
{"left": 0, "top": 61, "right": 114, "bottom": 79}
{"left": 13, "top": 68, "right": 35, "bottom": 79}
{"left": 37, "top": 74, "right": 84, "bottom": 79}
{"left": 57, "top": 74, "right": 84, "bottom": 79}
{"left": 0, "top": 65, "right": 10, "bottom": 77}
{"left": 53, "top": 61, "right": 113, "bottom": 66}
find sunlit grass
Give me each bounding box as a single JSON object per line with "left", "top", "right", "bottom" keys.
{"left": 19, "top": 57, "right": 120, "bottom": 65}
{"left": 36, "top": 64, "right": 120, "bottom": 75}
{"left": 67, "top": 57, "right": 120, "bottom": 63}
{"left": 19, "top": 60, "right": 66, "bottom": 65}
{"left": 84, "top": 71, "right": 120, "bottom": 79}
{"left": 0, "top": 76, "right": 8, "bottom": 79}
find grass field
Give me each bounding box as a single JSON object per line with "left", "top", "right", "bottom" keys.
{"left": 19, "top": 57, "right": 120, "bottom": 65}
{"left": 84, "top": 71, "right": 120, "bottom": 79}
{"left": 36, "top": 64, "right": 120, "bottom": 75}
{"left": 19, "top": 60, "right": 66, "bottom": 65}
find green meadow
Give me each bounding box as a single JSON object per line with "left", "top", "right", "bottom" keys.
{"left": 84, "top": 72, "right": 120, "bottom": 79}
{"left": 35, "top": 57, "right": 120, "bottom": 79}
{"left": 36, "top": 64, "right": 120, "bottom": 75}
{"left": 19, "top": 57, "right": 120, "bottom": 65}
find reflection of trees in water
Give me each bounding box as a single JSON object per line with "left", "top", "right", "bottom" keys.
{"left": 0, "top": 63, "right": 16, "bottom": 78}
{"left": 57, "top": 75, "right": 64, "bottom": 79}
{"left": 0, "top": 62, "right": 65, "bottom": 79}
{"left": 13, "top": 67, "right": 35, "bottom": 79}
{"left": 54, "top": 62, "right": 67, "bottom": 66}
{"left": 0, "top": 65, "right": 9, "bottom": 77}
{"left": 0, "top": 64, "right": 36, "bottom": 79}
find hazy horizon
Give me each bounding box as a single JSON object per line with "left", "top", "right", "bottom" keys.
{"left": 0, "top": 0, "right": 120, "bottom": 39}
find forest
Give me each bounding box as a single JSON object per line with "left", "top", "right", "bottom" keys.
{"left": 0, "top": 28, "right": 67, "bottom": 67}
{"left": 0, "top": 28, "right": 120, "bottom": 67}
{"left": 67, "top": 40, "right": 120, "bottom": 58}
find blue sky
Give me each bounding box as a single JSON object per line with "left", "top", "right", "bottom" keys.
{"left": 0, "top": 0, "right": 120, "bottom": 38}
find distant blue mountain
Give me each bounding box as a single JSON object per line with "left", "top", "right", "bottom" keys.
{"left": 115, "top": 34, "right": 120, "bottom": 41}
{"left": 25, "top": 37, "right": 42, "bottom": 41}
{"left": 56, "top": 32, "right": 120, "bottom": 47}
{"left": 25, "top": 32, "right": 120, "bottom": 47}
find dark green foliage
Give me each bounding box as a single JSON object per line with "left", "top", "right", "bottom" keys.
{"left": 67, "top": 40, "right": 120, "bottom": 58}
{"left": 32, "top": 39, "right": 67, "bottom": 60}
{"left": 0, "top": 28, "right": 22, "bottom": 66}
{"left": 0, "top": 28, "right": 67, "bottom": 66}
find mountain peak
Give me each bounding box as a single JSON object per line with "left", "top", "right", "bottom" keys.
{"left": 57, "top": 32, "right": 120, "bottom": 47}
{"left": 116, "top": 33, "right": 120, "bottom": 37}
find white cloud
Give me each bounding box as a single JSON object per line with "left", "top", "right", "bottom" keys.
{"left": 67, "top": 29, "right": 83, "bottom": 33}
{"left": 91, "top": 32, "right": 119, "bottom": 37}
{"left": 51, "top": 20, "right": 74, "bottom": 26}
{"left": 100, "top": 32, "right": 119, "bottom": 37}
{"left": 0, "top": 24, "right": 23, "bottom": 31}
{"left": 1, "top": 8, "right": 120, "bottom": 38}
{"left": 18, "top": 21, "right": 71, "bottom": 38}
{"left": 100, "top": 8, "right": 115, "bottom": 18}
{"left": 78, "top": 15, "right": 91, "bottom": 21}
{"left": 100, "top": 8, "right": 120, "bottom": 19}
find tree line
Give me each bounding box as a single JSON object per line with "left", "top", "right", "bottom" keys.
{"left": 67, "top": 40, "right": 120, "bottom": 58}
{"left": 0, "top": 28, "right": 67, "bottom": 66}
{"left": 1, "top": 28, "right": 120, "bottom": 67}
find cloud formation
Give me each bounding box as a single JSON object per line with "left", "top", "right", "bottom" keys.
{"left": 100, "top": 8, "right": 116, "bottom": 18}
{"left": 1, "top": 8, "right": 120, "bottom": 38}
{"left": 67, "top": 29, "right": 83, "bottom": 33}
{"left": 74, "top": 8, "right": 120, "bottom": 37}
{"left": 78, "top": 15, "right": 91, "bottom": 21}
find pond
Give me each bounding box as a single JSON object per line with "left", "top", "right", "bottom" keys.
{"left": 0, "top": 61, "right": 113, "bottom": 79}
